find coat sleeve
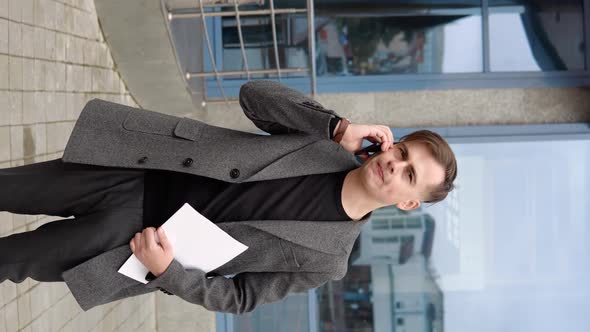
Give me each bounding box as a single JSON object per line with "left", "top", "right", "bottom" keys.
{"left": 145, "top": 259, "right": 330, "bottom": 314}
{"left": 239, "top": 80, "right": 342, "bottom": 139}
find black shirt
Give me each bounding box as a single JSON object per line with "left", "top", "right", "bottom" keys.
{"left": 142, "top": 170, "right": 354, "bottom": 228}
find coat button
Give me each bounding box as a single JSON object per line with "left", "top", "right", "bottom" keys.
{"left": 229, "top": 168, "right": 240, "bottom": 179}
{"left": 137, "top": 156, "right": 148, "bottom": 164}
{"left": 182, "top": 158, "right": 193, "bottom": 167}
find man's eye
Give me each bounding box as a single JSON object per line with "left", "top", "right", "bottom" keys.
{"left": 401, "top": 147, "right": 408, "bottom": 159}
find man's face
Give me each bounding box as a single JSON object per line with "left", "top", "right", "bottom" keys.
{"left": 360, "top": 141, "right": 446, "bottom": 210}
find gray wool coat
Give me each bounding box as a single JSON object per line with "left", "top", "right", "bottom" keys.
{"left": 60, "top": 80, "right": 371, "bottom": 314}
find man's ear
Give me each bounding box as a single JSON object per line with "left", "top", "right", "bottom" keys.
{"left": 395, "top": 200, "right": 421, "bottom": 211}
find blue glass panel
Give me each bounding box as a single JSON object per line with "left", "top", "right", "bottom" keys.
{"left": 489, "top": 0, "right": 586, "bottom": 71}
{"left": 219, "top": 133, "right": 590, "bottom": 332}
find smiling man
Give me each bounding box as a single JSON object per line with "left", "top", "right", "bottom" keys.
{"left": 0, "top": 80, "right": 457, "bottom": 314}
{"left": 341, "top": 131, "right": 456, "bottom": 220}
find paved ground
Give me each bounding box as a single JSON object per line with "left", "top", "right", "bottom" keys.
{"left": 0, "top": 0, "right": 156, "bottom": 331}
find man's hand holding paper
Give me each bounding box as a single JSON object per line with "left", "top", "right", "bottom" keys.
{"left": 129, "top": 227, "right": 174, "bottom": 277}
{"left": 119, "top": 203, "right": 249, "bottom": 284}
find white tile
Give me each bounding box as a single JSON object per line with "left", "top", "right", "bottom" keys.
{"left": 21, "top": 24, "right": 34, "bottom": 57}
{"left": 69, "top": 65, "right": 84, "bottom": 92}
{"left": 63, "top": 4, "right": 74, "bottom": 35}
{"left": 33, "top": 122, "right": 46, "bottom": 155}
{"left": 33, "top": 91, "right": 47, "bottom": 122}
{"left": 0, "top": 126, "right": 10, "bottom": 162}
{"left": 0, "top": 90, "right": 8, "bottom": 126}
{"left": 69, "top": 93, "right": 84, "bottom": 120}
{"left": 54, "top": 1, "right": 64, "bottom": 33}
{"left": 9, "top": 56, "right": 23, "bottom": 91}
{"left": 33, "top": 0, "right": 45, "bottom": 28}
{"left": 72, "top": 36, "right": 84, "bottom": 64}
{"left": 82, "top": 39, "right": 95, "bottom": 66}
{"left": 118, "top": 74, "right": 126, "bottom": 94}
{"left": 54, "top": 92, "right": 66, "bottom": 120}
{"left": 64, "top": 35, "right": 73, "bottom": 63}
{"left": 30, "top": 285, "right": 51, "bottom": 320}
{"left": 8, "top": 20, "right": 22, "bottom": 56}
{"left": 83, "top": 66, "right": 91, "bottom": 92}
{"left": 33, "top": 59, "right": 45, "bottom": 91}
{"left": 8, "top": 90, "right": 22, "bottom": 125}
{"left": 97, "top": 42, "right": 109, "bottom": 68}
{"left": 21, "top": 0, "right": 33, "bottom": 25}
{"left": 0, "top": 54, "right": 8, "bottom": 89}
{"left": 17, "top": 292, "right": 32, "bottom": 330}
{"left": 54, "top": 62, "right": 65, "bottom": 91}
{"left": 4, "top": 299, "right": 19, "bottom": 332}
{"left": 0, "top": 18, "right": 7, "bottom": 53}
{"left": 45, "top": 29, "right": 56, "bottom": 61}
{"left": 44, "top": 61, "right": 56, "bottom": 91}
{"left": 45, "top": 122, "right": 61, "bottom": 152}
{"left": 43, "top": 0, "right": 55, "bottom": 31}
{"left": 15, "top": 278, "right": 30, "bottom": 295}
{"left": 48, "top": 283, "right": 68, "bottom": 304}
{"left": 21, "top": 57, "right": 34, "bottom": 90}
{"left": 0, "top": 211, "right": 13, "bottom": 236}
{"left": 0, "top": 0, "right": 7, "bottom": 19}
{"left": 10, "top": 125, "right": 23, "bottom": 159}
{"left": 1, "top": 281, "right": 17, "bottom": 304}
{"left": 33, "top": 26, "right": 45, "bottom": 59}
{"left": 31, "top": 313, "right": 51, "bottom": 332}
{"left": 22, "top": 91, "right": 34, "bottom": 123}
{"left": 10, "top": 158, "right": 24, "bottom": 167}
{"left": 44, "top": 92, "right": 58, "bottom": 121}
{"left": 8, "top": 0, "right": 22, "bottom": 22}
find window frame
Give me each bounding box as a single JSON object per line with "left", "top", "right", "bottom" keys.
{"left": 204, "top": 0, "right": 590, "bottom": 97}
{"left": 215, "top": 122, "right": 590, "bottom": 332}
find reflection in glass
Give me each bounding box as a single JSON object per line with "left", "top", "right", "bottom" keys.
{"left": 427, "top": 139, "right": 590, "bottom": 332}
{"left": 314, "top": 12, "right": 482, "bottom": 75}
{"left": 221, "top": 13, "right": 311, "bottom": 79}
{"left": 318, "top": 206, "right": 442, "bottom": 331}
{"left": 489, "top": 0, "right": 586, "bottom": 71}
{"left": 224, "top": 138, "right": 590, "bottom": 332}
{"left": 218, "top": 1, "right": 484, "bottom": 79}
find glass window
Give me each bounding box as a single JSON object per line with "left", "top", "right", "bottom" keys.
{"left": 216, "top": 1, "right": 484, "bottom": 80}
{"left": 390, "top": 218, "right": 405, "bottom": 229}
{"left": 371, "top": 218, "right": 390, "bottom": 230}
{"left": 219, "top": 134, "right": 590, "bottom": 332}
{"left": 313, "top": 0, "right": 483, "bottom": 75}
{"left": 489, "top": 0, "right": 586, "bottom": 71}
{"left": 405, "top": 215, "right": 423, "bottom": 228}
{"left": 372, "top": 236, "right": 399, "bottom": 244}
{"left": 221, "top": 13, "right": 310, "bottom": 79}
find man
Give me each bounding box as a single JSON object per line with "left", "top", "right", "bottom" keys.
{"left": 0, "top": 80, "right": 457, "bottom": 313}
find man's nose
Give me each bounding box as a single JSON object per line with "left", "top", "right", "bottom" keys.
{"left": 387, "top": 159, "right": 408, "bottom": 173}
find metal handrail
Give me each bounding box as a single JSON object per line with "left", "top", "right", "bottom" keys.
{"left": 169, "top": 8, "right": 307, "bottom": 19}
{"left": 166, "top": 0, "right": 317, "bottom": 105}
{"left": 186, "top": 67, "right": 309, "bottom": 78}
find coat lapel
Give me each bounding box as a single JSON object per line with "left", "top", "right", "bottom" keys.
{"left": 246, "top": 139, "right": 361, "bottom": 182}
{"left": 240, "top": 217, "right": 369, "bottom": 255}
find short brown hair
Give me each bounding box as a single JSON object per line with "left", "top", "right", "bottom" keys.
{"left": 399, "top": 130, "right": 457, "bottom": 203}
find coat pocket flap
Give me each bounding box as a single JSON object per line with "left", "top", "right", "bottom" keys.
{"left": 122, "top": 109, "right": 181, "bottom": 136}
{"left": 173, "top": 117, "right": 207, "bottom": 141}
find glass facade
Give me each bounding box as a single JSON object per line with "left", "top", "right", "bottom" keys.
{"left": 217, "top": 128, "right": 590, "bottom": 332}
{"left": 489, "top": 0, "right": 586, "bottom": 71}
{"left": 184, "top": 0, "right": 590, "bottom": 96}
{"left": 313, "top": 8, "right": 483, "bottom": 75}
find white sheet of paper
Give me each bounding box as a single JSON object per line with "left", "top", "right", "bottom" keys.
{"left": 118, "top": 203, "right": 248, "bottom": 284}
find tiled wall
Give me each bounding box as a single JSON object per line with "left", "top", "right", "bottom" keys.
{"left": 0, "top": 0, "right": 156, "bottom": 331}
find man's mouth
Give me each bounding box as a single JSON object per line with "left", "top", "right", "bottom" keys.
{"left": 376, "top": 163, "right": 384, "bottom": 182}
